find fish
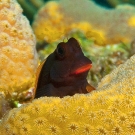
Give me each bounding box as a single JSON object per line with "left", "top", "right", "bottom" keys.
{"left": 34, "top": 37, "right": 95, "bottom": 98}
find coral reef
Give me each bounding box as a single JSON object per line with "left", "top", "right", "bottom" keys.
{"left": 33, "top": 0, "right": 135, "bottom": 45}
{"left": 1, "top": 54, "right": 135, "bottom": 134}
{"left": 0, "top": 0, "right": 38, "bottom": 95}
{"left": 98, "top": 49, "right": 135, "bottom": 90}
{"left": 33, "top": 0, "right": 135, "bottom": 87}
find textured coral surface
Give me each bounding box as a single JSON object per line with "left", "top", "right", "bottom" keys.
{"left": 33, "top": 0, "right": 135, "bottom": 45}
{"left": 0, "top": 0, "right": 38, "bottom": 94}
{"left": 1, "top": 54, "right": 135, "bottom": 134}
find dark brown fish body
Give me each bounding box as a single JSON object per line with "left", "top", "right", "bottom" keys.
{"left": 34, "top": 37, "right": 95, "bottom": 98}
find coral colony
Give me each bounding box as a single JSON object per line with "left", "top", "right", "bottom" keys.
{"left": 0, "top": 0, "right": 38, "bottom": 94}
{"left": 1, "top": 55, "right": 135, "bottom": 134}
{"left": 1, "top": 0, "right": 135, "bottom": 135}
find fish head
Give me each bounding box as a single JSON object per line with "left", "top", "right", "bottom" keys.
{"left": 50, "top": 37, "right": 92, "bottom": 86}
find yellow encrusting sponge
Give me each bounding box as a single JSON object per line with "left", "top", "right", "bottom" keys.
{"left": 0, "top": 0, "right": 38, "bottom": 94}
{"left": 1, "top": 54, "right": 135, "bottom": 134}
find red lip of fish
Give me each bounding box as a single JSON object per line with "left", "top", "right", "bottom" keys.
{"left": 70, "top": 64, "right": 92, "bottom": 75}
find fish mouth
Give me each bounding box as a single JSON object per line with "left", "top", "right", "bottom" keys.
{"left": 70, "top": 64, "right": 92, "bottom": 75}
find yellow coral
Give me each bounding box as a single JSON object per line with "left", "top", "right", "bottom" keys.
{"left": 33, "top": 1, "right": 69, "bottom": 43}
{"left": 86, "top": 30, "right": 106, "bottom": 45}
{"left": 0, "top": 0, "right": 38, "bottom": 94}
{"left": 33, "top": 0, "right": 135, "bottom": 45}
{"left": 32, "top": 1, "right": 106, "bottom": 45}
{"left": 1, "top": 54, "right": 135, "bottom": 134}
{"left": 71, "top": 22, "right": 106, "bottom": 45}
{"left": 128, "top": 16, "right": 135, "bottom": 26}
{"left": 71, "top": 22, "right": 92, "bottom": 34}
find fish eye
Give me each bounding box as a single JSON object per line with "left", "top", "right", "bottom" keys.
{"left": 57, "top": 46, "right": 65, "bottom": 57}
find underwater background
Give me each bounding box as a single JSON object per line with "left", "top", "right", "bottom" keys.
{"left": 1, "top": 0, "right": 135, "bottom": 134}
